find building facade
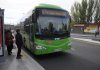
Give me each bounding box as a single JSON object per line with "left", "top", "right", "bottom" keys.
{"left": 72, "top": 24, "right": 100, "bottom": 34}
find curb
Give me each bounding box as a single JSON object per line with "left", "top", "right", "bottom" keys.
{"left": 22, "top": 50, "right": 45, "bottom": 70}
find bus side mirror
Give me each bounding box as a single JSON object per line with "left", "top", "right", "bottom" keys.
{"left": 23, "top": 37, "right": 26, "bottom": 42}
{"left": 70, "top": 17, "right": 71, "bottom": 23}
{"left": 32, "top": 14, "right": 36, "bottom": 23}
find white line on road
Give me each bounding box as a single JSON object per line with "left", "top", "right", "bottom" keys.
{"left": 72, "top": 38, "right": 100, "bottom": 45}
{"left": 71, "top": 34, "right": 93, "bottom": 37}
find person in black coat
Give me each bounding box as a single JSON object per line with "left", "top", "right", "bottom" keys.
{"left": 95, "top": 31, "right": 99, "bottom": 37}
{"left": 15, "top": 29, "right": 23, "bottom": 59}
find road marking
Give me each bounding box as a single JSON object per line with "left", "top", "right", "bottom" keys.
{"left": 71, "top": 34, "right": 93, "bottom": 37}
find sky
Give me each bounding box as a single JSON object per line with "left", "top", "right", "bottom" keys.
{"left": 0, "top": 0, "right": 82, "bottom": 25}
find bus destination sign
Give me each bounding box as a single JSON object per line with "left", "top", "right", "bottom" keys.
{"left": 41, "top": 9, "right": 67, "bottom": 17}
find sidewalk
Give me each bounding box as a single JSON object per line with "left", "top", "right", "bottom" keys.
{"left": 92, "top": 35, "right": 100, "bottom": 41}
{"left": 0, "top": 46, "right": 45, "bottom": 70}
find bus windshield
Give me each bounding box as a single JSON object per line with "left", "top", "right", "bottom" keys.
{"left": 36, "top": 16, "right": 70, "bottom": 39}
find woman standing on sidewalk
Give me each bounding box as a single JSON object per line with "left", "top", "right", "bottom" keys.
{"left": 5, "top": 30, "right": 14, "bottom": 55}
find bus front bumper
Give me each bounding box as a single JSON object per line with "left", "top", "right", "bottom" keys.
{"left": 33, "top": 44, "right": 71, "bottom": 55}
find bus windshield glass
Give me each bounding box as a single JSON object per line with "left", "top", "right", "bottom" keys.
{"left": 36, "top": 15, "right": 70, "bottom": 39}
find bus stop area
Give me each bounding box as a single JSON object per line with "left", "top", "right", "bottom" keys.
{"left": 0, "top": 1, "right": 100, "bottom": 70}
{"left": 0, "top": 45, "right": 45, "bottom": 70}
{"left": 0, "top": 8, "right": 42, "bottom": 70}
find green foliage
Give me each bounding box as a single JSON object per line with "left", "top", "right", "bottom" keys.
{"left": 71, "top": 0, "right": 100, "bottom": 24}
{"left": 94, "top": 0, "right": 100, "bottom": 23}
{"left": 71, "top": 2, "right": 80, "bottom": 24}
{"left": 79, "top": 0, "right": 87, "bottom": 24}
{"left": 87, "top": 0, "right": 95, "bottom": 23}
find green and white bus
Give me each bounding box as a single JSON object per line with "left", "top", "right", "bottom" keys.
{"left": 23, "top": 4, "right": 71, "bottom": 55}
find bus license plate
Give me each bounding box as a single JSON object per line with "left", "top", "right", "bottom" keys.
{"left": 54, "top": 48, "right": 61, "bottom": 52}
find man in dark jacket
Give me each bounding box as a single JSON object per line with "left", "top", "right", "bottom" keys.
{"left": 15, "top": 29, "right": 23, "bottom": 59}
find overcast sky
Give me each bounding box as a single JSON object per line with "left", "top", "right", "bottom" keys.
{"left": 0, "top": 0, "right": 82, "bottom": 25}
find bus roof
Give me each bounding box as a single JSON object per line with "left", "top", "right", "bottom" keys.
{"left": 35, "top": 4, "right": 64, "bottom": 10}
{"left": 21, "top": 4, "right": 69, "bottom": 22}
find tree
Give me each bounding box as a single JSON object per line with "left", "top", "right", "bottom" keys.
{"left": 86, "top": 0, "right": 100, "bottom": 23}
{"left": 71, "top": 0, "right": 100, "bottom": 24}
{"left": 94, "top": 0, "right": 100, "bottom": 23}
{"left": 71, "top": 2, "right": 80, "bottom": 24}
{"left": 79, "top": 0, "right": 87, "bottom": 24}
{"left": 71, "top": 0, "right": 88, "bottom": 24}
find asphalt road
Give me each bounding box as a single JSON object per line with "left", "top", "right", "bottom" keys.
{"left": 32, "top": 39, "right": 100, "bottom": 70}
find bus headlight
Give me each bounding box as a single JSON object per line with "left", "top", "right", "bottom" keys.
{"left": 36, "top": 45, "right": 46, "bottom": 50}
{"left": 68, "top": 42, "right": 72, "bottom": 46}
